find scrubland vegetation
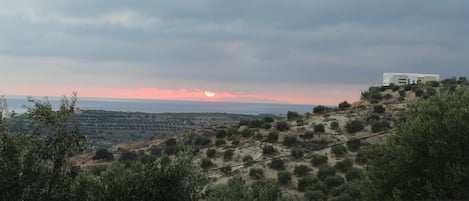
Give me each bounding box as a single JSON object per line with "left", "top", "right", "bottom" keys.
{"left": 1, "top": 77, "right": 469, "bottom": 200}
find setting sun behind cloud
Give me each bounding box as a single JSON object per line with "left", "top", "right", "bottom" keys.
{"left": 204, "top": 91, "right": 216, "bottom": 97}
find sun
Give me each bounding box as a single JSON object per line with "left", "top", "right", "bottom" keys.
{"left": 204, "top": 91, "right": 216, "bottom": 97}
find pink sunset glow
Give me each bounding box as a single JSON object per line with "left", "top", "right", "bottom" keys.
{"left": 1, "top": 85, "right": 362, "bottom": 106}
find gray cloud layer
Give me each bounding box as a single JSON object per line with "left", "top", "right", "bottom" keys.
{"left": 1, "top": 0, "right": 468, "bottom": 95}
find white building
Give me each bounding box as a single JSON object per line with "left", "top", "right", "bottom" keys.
{"left": 383, "top": 73, "right": 440, "bottom": 86}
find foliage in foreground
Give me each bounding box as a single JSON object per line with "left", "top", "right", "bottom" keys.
{"left": 0, "top": 94, "right": 206, "bottom": 201}
{"left": 362, "top": 88, "right": 469, "bottom": 200}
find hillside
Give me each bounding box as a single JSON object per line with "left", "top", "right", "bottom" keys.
{"left": 73, "top": 82, "right": 440, "bottom": 200}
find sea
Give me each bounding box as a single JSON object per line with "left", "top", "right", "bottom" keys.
{"left": 2, "top": 96, "right": 315, "bottom": 116}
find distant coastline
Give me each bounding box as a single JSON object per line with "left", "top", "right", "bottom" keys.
{"left": 3, "top": 96, "right": 315, "bottom": 115}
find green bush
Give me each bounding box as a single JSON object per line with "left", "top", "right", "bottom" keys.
{"left": 241, "top": 128, "right": 252, "bottom": 138}
{"left": 355, "top": 148, "right": 368, "bottom": 165}
{"left": 346, "top": 120, "right": 364, "bottom": 133}
{"left": 294, "top": 165, "right": 311, "bottom": 176}
{"left": 215, "top": 129, "right": 227, "bottom": 138}
{"left": 324, "top": 175, "right": 345, "bottom": 189}
{"left": 232, "top": 140, "right": 240, "bottom": 146}
{"left": 276, "top": 121, "right": 290, "bottom": 131}
{"left": 223, "top": 149, "right": 235, "bottom": 160}
{"left": 317, "top": 165, "right": 336, "bottom": 181}
{"left": 243, "top": 155, "right": 253, "bottom": 163}
{"left": 262, "top": 116, "right": 275, "bottom": 123}
{"left": 332, "top": 193, "right": 353, "bottom": 201}
{"left": 338, "top": 101, "right": 352, "bottom": 110}
{"left": 206, "top": 149, "right": 216, "bottom": 158}
{"left": 291, "top": 148, "right": 304, "bottom": 159}
{"left": 345, "top": 168, "right": 363, "bottom": 181}
{"left": 283, "top": 135, "right": 297, "bottom": 146}
{"left": 93, "top": 149, "right": 114, "bottom": 161}
{"left": 313, "top": 105, "right": 331, "bottom": 114}
{"left": 301, "top": 131, "right": 314, "bottom": 139}
{"left": 371, "top": 120, "right": 391, "bottom": 133}
{"left": 399, "top": 90, "right": 406, "bottom": 97}
{"left": 267, "top": 131, "right": 279, "bottom": 142}
{"left": 314, "top": 124, "right": 325, "bottom": 133}
{"left": 311, "top": 154, "right": 328, "bottom": 166}
{"left": 119, "top": 150, "right": 138, "bottom": 162}
{"left": 304, "top": 190, "right": 327, "bottom": 201}
{"left": 330, "top": 121, "right": 340, "bottom": 131}
{"left": 415, "top": 88, "right": 424, "bottom": 97}
{"left": 334, "top": 158, "right": 353, "bottom": 172}
{"left": 249, "top": 168, "right": 264, "bottom": 179}
{"left": 331, "top": 145, "right": 348, "bottom": 157}
{"left": 298, "top": 176, "right": 319, "bottom": 192}
{"left": 254, "top": 133, "right": 264, "bottom": 140}
{"left": 201, "top": 158, "right": 214, "bottom": 169}
{"left": 269, "top": 158, "right": 285, "bottom": 170}
{"left": 277, "top": 171, "right": 292, "bottom": 185}
{"left": 221, "top": 166, "right": 232, "bottom": 175}
{"left": 346, "top": 138, "right": 361, "bottom": 152}
{"left": 373, "top": 105, "right": 385, "bottom": 113}
{"left": 263, "top": 145, "right": 276, "bottom": 155}
{"left": 193, "top": 134, "right": 212, "bottom": 146}
{"left": 383, "top": 93, "right": 393, "bottom": 100}
{"left": 215, "top": 139, "right": 226, "bottom": 146}
{"left": 287, "top": 111, "right": 300, "bottom": 120}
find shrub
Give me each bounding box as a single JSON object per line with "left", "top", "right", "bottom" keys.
{"left": 283, "top": 135, "right": 297, "bottom": 146}
{"left": 345, "top": 168, "right": 363, "bottom": 181}
{"left": 220, "top": 166, "right": 232, "bottom": 175}
{"left": 262, "top": 116, "right": 275, "bottom": 123}
{"left": 311, "top": 154, "right": 328, "bottom": 166}
{"left": 224, "top": 149, "right": 235, "bottom": 160}
{"left": 193, "top": 135, "right": 212, "bottom": 146}
{"left": 276, "top": 121, "right": 289, "bottom": 131}
{"left": 371, "top": 120, "right": 391, "bottom": 133}
{"left": 119, "top": 150, "right": 138, "bottom": 162}
{"left": 201, "top": 158, "right": 214, "bottom": 169}
{"left": 317, "top": 165, "right": 336, "bottom": 181}
{"left": 373, "top": 105, "right": 385, "bottom": 113}
{"left": 227, "top": 127, "right": 239, "bottom": 135}
{"left": 334, "top": 158, "right": 353, "bottom": 172}
{"left": 165, "top": 138, "right": 177, "bottom": 146}
{"left": 426, "top": 87, "right": 437, "bottom": 97}
{"left": 298, "top": 176, "right": 319, "bottom": 192}
{"left": 355, "top": 148, "right": 368, "bottom": 165}
{"left": 304, "top": 190, "right": 327, "bottom": 201}
{"left": 314, "top": 124, "right": 325, "bottom": 133}
{"left": 267, "top": 131, "right": 279, "bottom": 142}
{"left": 366, "top": 114, "right": 380, "bottom": 122}
{"left": 149, "top": 145, "right": 163, "bottom": 156}
{"left": 427, "top": 80, "right": 440, "bottom": 87}
{"left": 291, "top": 148, "right": 304, "bottom": 159}
{"left": 215, "top": 139, "right": 226, "bottom": 146}
{"left": 206, "top": 148, "right": 216, "bottom": 158}
{"left": 346, "top": 120, "right": 364, "bottom": 133}
{"left": 324, "top": 175, "right": 345, "bottom": 189}
{"left": 216, "top": 129, "right": 227, "bottom": 138}
{"left": 390, "top": 83, "right": 400, "bottom": 92}
{"left": 331, "top": 145, "right": 348, "bottom": 157}
{"left": 249, "top": 168, "right": 264, "bottom": 179}
{"left": 164, "top": 145, "right": 179, "bottom": 155}
{"left": 287, "top": 111, "right": 300, "bottom": 120}
{"left": 308, "top": 182, "right": 328, "bottom": 195}
{"left": 414, "top": 88, "right": 424, "bottom": 97}
{"left": 254, "top": 133, "right": 264, "bottom": 140}
{"left": 261, "top": 122, "right": 272, "bottom": 129}
{"left": 383, "top": 93, "right": 393, "bottom": 100}
{"left": 398, "top": 96, "right": 405, "bottom": 101}
{"left": 241, "top": 128, "right": 252, "bottom": 138}
{"left": 277, "top": 171, "right": 292, "bottom": 185}
{"left": 294, "top": 165, "right": 311, "bottom": 176}
{"left": 263, "top": 145, "right": 276, "bottom": 155}
{"left": 346, "top": 139, "right": 361, "bottom": 152}
{"left": 399, "top": 90, "right": 406, "bottom": 97}
{"left": 243, "top": 155, "right": 253, "bottom": 163}
{"left": 330, "top": 121, "right": 340, "bottom": 130}
{"left": 332, "top": 193, "right": 353, "bottom": 201}
{"left": 338, "top": 101, "right": 352, "bottom": 110}
{"left": 270, "top": 158, "right": 285, "bottom": 170}
{"left": 301, "top": 131, "right": 314, "bottom": 139}
{"left": 93, "top": 148, "right": 114, "bottom": 161}
{"left": 232, "top": 140, "right": 240, "bottom": 146}
{"left": 313, "top": 105, "right": 331, "bottom": 114}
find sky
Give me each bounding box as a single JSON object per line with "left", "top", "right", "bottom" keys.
{"left": 1, "top": 0, "right": 468, "bottom": 105}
